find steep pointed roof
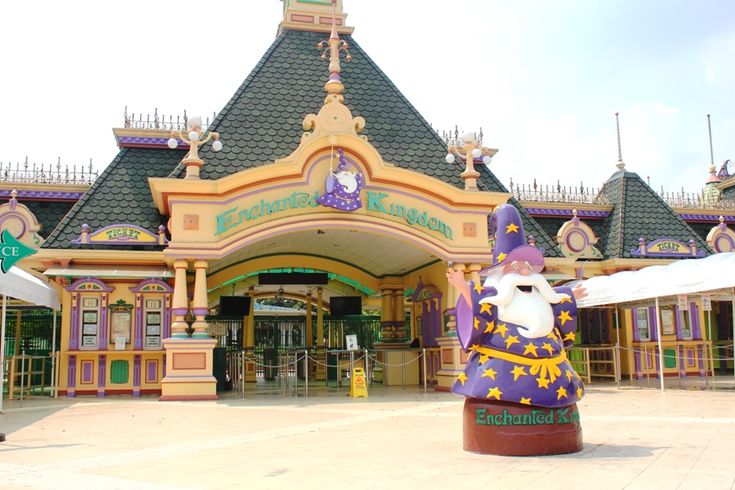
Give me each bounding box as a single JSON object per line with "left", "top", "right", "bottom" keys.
{"left": 43, "top": 148, "right": 184, "bottom": 249}
{"left": 597, "top": 168, "right": 711, "bottom": 259}
{"left": 43, "top": 28, "right": 560, "bottom": 256}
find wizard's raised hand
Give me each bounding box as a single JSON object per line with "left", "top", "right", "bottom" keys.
{"left": 446, "top": 267, "right": 472, "bottom": 307}
{"left": 572, "top": 284, "right": 587, "bottom": 300}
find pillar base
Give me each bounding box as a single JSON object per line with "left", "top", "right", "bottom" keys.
{"left": 463, "top": 398, "right": 583, "bottom": 456}
{"left": 160, "top": 338, "right": 218, "bottom": 401}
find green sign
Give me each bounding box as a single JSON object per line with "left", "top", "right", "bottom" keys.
{"left": 0, "top": 230, "right": 36, "bottom": 273}
{"left": 214, "top": 190, "right": 454, "bottom": 240}
{"left": 475, "top": 407, "right": 580, "bottom": 427}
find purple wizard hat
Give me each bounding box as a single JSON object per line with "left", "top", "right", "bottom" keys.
{"left": 481, "top": 203, "right": 544, "bottom": 276}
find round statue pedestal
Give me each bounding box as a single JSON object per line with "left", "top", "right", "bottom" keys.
{"left": 463, "top": 398, "right": 582, "bottom": 456}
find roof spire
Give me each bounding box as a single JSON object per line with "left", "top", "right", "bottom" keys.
{"left": 317, "top": 0, "right": 352, "bottom": 104}
{"left": 615, "top": 112, "right": 625, "bottom": 171}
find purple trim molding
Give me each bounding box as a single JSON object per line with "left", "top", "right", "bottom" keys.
{"left": 525, "top": 208, "right": 609, "bottom": 218}
{"left": 648, "top": 306, "right": 658, "bottom": 341}
{"left": 632, "top": 307, "right": 640, "bottom": 342}
{"left": 697, "top": 346, "right": 705, "bottom": 377}
{"left": 81, "top": 360, "right": 93, "bottom": 384}
{"left": 634, "top": 350, "right": 642, "bottom": 380}
{"left": 67, "top": 355, "right": 77, "bottom": 397}
{"left": 691, "top": 303, "right": 701, "bottom": 339}
{"left": 66, "top": 277, "right": 114, "bottom": 293}
{"left": 98, "top": 355, "right": 107, "bottom": 397}
{"left": 133, "top": 355, "right": 141, "bottom": 397}
{"left": 117, "top": 136, "right": 185, "bottom": 149}
{"left": 679, "top": 213, "right": 735, "bottom": 223}
{"left": 678, "top": 346, "right": 686, "bottom": 378}
{"left": 192, "top": 308, "right": 209, "bottom": 316}
{"left": 130, "top": 278, "right": 173, "bottom": 294}
{"left": 0, "top": 189, "right": 84, "bottom": 201}
{"left": 146, "top": 359, "right": 158, "bottom": 383}
{"left": 0, "top": 212, "right": 28, "bottom": 238}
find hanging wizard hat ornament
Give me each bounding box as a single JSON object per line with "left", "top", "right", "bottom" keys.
{"left": 482, "top": 203, "right": 544, "bottom": 275}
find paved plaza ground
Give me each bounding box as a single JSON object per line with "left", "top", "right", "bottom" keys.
{"left": 1, "top": 382, "right": 735, "bottom": 489}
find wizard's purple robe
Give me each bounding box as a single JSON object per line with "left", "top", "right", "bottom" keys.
{"left": 451, "top": 282, "right": 584, "bottom": 408}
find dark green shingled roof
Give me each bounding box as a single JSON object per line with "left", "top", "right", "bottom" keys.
{"left": 42, "top": 148, "right": 186, "bottom": 249}
{"left": 597, "top": 169, "right": 711, "bottom": 259}
{"left": 22, "top": 200, "right": 75, "bottom": 238}
{"left": 44, "top": 28, "right": 560, "bottom": 256}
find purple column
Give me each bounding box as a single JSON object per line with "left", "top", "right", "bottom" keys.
{"left": 99, "top": 294, "right": 109, "bottom": 350}
{"left": 163, "top": 295, "right": 172, "bottom": 340}
{"left": 134, "top": 295, "right": 143, "bottom": 349}
{"left": 97, "top": 355, "right": 106, "bottom": 397}
{"left": 697, "top": 345, "right": 705, "bottom": 377}
{"left": 70, "top": 293, "right": 79, "bottom": 350}
{"left": 634, "top": 350, "right": 642, "bottom": 380}
{"left": 67, "top": 355, "right": 77, "bottom": 397}
{"left": 632, "top": 308, "right": 640, "bottom": 342}
{"left": 133, "top": 355, "right": 141, "bottom": 397}
{"left": 675, "top": 307, "right": 683, "bottom": 339}
{"left": 648, "top": 306, "right": 658, "bottom": 341}
{"left": 691, "top": 303, "right": 701, "bottom": 339}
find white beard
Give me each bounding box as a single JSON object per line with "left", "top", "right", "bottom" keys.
{"left": 497, "top": 292, "right": 556, "bottom": 339}
{"left": 336, "top": 171, "right": 358, "bottom": 193}
{"left": 481, "top": 271, "right": 566, "bottom": 339}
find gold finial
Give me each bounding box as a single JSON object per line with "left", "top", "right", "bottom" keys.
{"left": 317, "top": 0, "right": 352, "bottom": 103}
{"left": 615, "top": 112, "right": 625, "bottom": 171}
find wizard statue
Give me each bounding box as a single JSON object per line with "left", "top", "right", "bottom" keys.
{"left": 446, "top": 203, "right": 587, "bottom": 456}
{"left": 317, "top": 148, "right": 364, "bottom": 211}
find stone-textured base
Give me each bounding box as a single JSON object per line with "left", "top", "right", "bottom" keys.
{"left": 463, "top": 398, "right": 583, "bottom": 456}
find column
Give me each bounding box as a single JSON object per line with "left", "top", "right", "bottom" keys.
{"left": 245, "top": 287, "right": 255, "bottom": 348}
{"left": 191, "top": 260, "right": 209, "bottom": 338}
{"left": 316, "top": 287, "right": 324, "bottom": 347}
{"left": 380, "top": 288, "right": 394, "bottom": 341}
{"left": 305, "top": 292, "right": 313, "bottom": 348}
{"left": 171, "top": 260, "right": 190, "bottom": 338}
{"left": 393, "top": 289, "right": 405, "bottom": 341}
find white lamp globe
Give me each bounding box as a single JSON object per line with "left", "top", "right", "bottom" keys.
{"left": 189, "top": 131, "right": 200, "bottom": 142}
{"left": 167, "top": 138, "right": 178, "bottom": 149}
{"left": 471, "top": 148, "right": 482, "bottom": 159}
{"left": 482, "top": 155, "right": 492, "bottom": 165}
{"left": 212, "top": 140, "right": 223, "bottom": 152}
{"left": 445, "top": 153, "right": 456, "bottom": 164}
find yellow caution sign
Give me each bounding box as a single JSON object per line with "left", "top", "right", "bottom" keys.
{"left": 349, "top": 367, "right": 368, "bottom": 398}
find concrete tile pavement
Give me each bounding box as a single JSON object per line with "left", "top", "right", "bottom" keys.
{"left": 1, "top": 384, "right": 735, "bottom": 489}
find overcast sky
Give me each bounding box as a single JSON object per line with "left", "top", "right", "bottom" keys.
{"left": 1, "top": 0, "right": 733, "bottom": 196}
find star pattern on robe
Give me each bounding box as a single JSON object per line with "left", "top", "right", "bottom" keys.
{"left": 487, "top": 386, "right": 503, "bottom": 400}
{"left": 546, "top": 331, "right": 558, "bottom": 340}
{"left": 480, "top": 303, "right": 493, "bottom": 314}
{"left": 504, "top": 335, "right": 520, "bottom": 349}
{"left": 473, "top": 317, "right": 480, "bottom": 330}
{"left": 559, "top": 295, "right": 573, "bottom": 304}
{"left": 520, "top": 397, "right": 532, "bottom": 405}
{"left": 484, "top": 321, "right": 495, "bottom": 334}
{"left": 511, "top": 365, "right": 527, "bottom": 381}
{"left": 565, "top": 370, "right": 573, "bottom": 381}
{"left": 496, "top": 252, "right": 507, "bottom": 263}
{"left": 494, "top": 323, "right": 508, "bottom": 338}
{"left": 481, "top": 368, "right": 498, "bottom": 380}
{"left": 506, "top": 222, "right": 519, "bottom": 234}
{"left": 478, "top": 354, "right": 490, "bottom": 364}
{"left": 541, "top": 342, "right": 554, "bottom": 355}
{"left": 558, "top": 310, "right": 573, "bottom": 326}
{"left": 536, "top": 377, "right": 551, "bottom": 389}
{"left": 564, "top": 331, "right": 576, "bottom": 342}
{"left": 523, "top": 342, "right": 539, "bottom": 357}
{"left": 473, "top": 282, "right": 484, "bottom": 294}
{"left": 457, "top": 372, "right": 468, "bottom": 385}
{"left": 577, "top": 387, "right": 583, "bottom": 399}
{"left": 556, "top": 386, "right": 568, "bottom": 400}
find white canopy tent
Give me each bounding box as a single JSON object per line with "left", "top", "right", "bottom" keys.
{"left": 0, "top": 267, "right": 60, "bottom": 411}
{"left": 573, "top": 252, "right": 735, "bottom": 391}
